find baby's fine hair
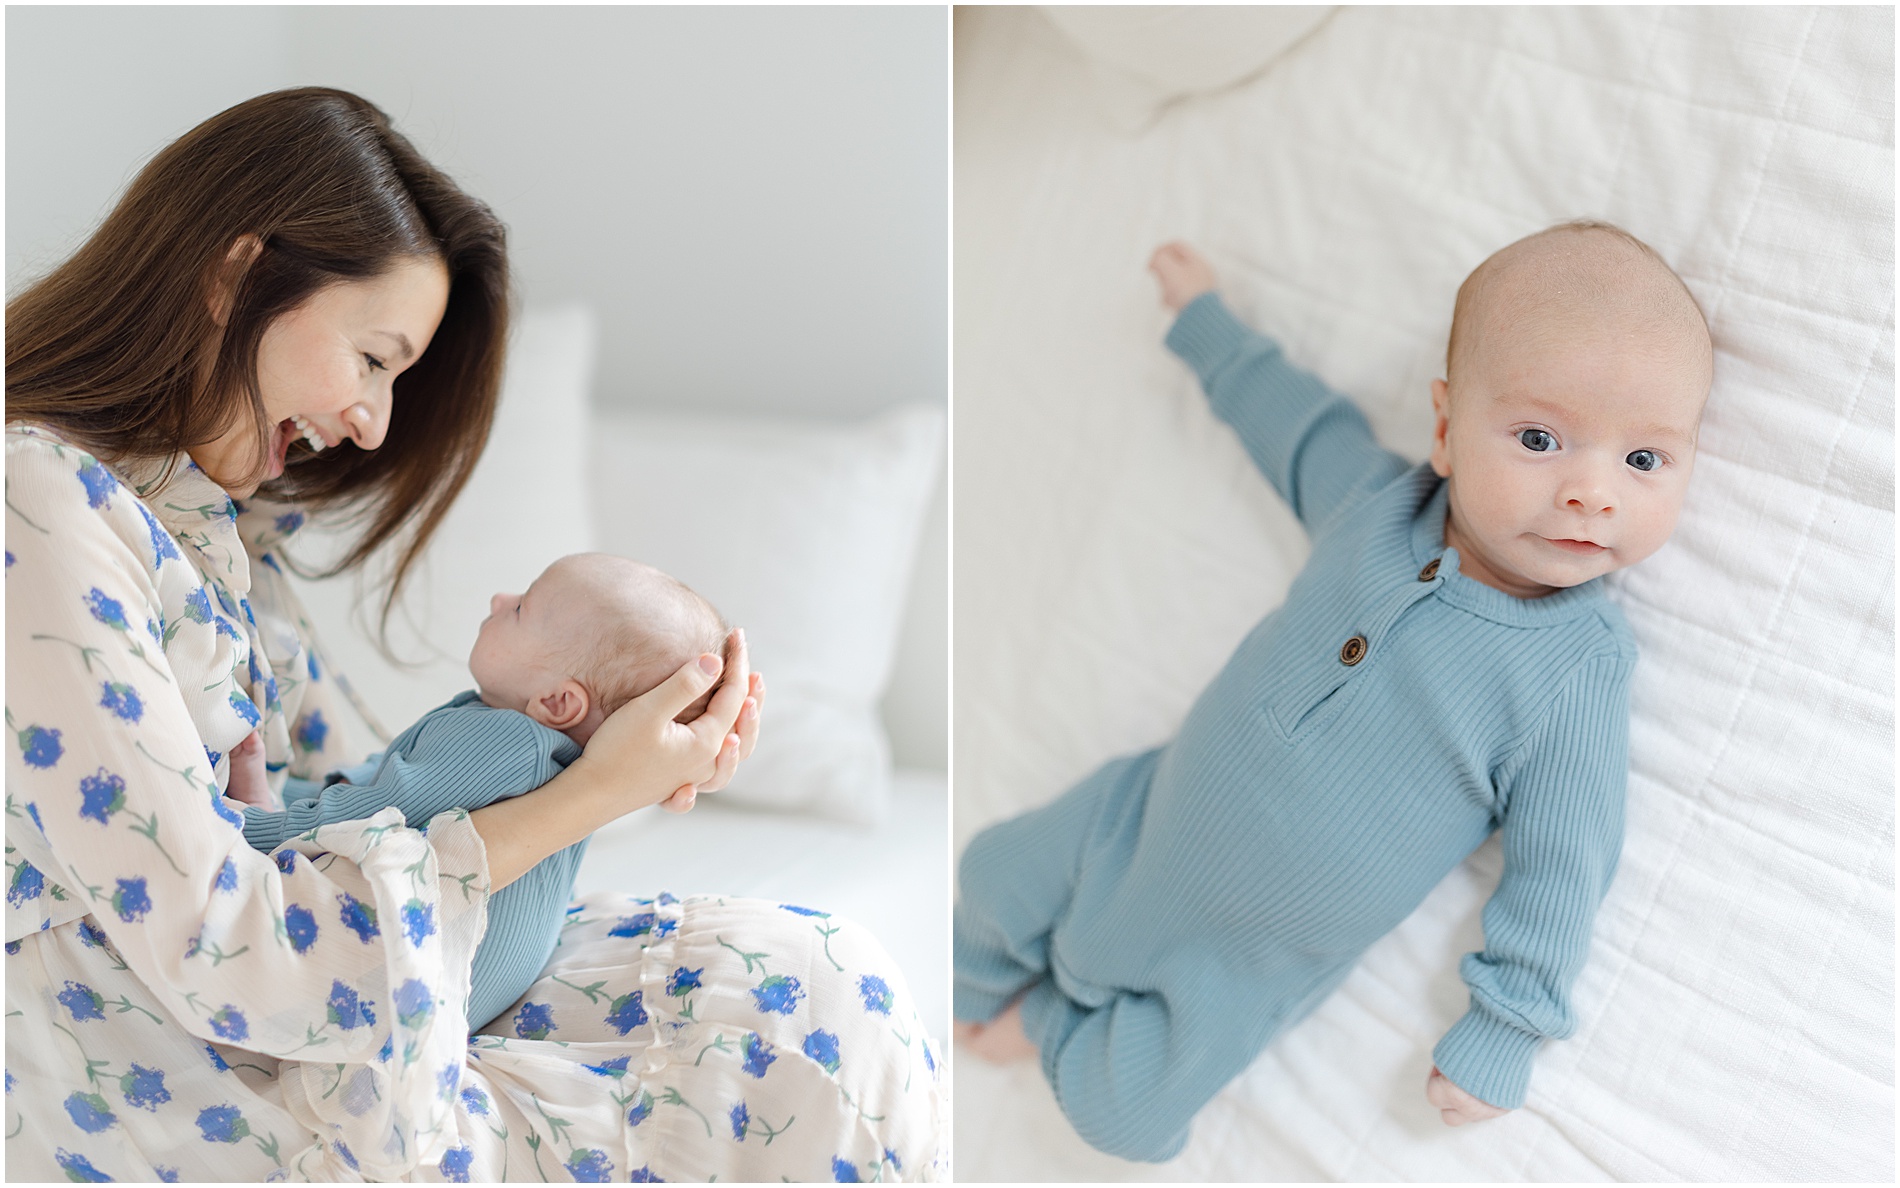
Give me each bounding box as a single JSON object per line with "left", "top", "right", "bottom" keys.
{"left": 1445, "top": 218, "right": 1710, "bottom": 386}
{"left": 566, "top": 560, "right": 730, "bottom": 724}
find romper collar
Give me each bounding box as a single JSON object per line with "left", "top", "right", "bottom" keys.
{"left": 1405, "top": 468, "right": 1608, "bottom": 628}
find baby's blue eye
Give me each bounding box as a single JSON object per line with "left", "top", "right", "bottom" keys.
{"left": 1517, "top": 428, "right": 1556, "bottom": 452}
{"left": 1627, "top": 450, "right": 1660, "bottom": 472}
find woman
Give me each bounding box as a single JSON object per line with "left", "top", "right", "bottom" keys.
{"left": 6, "top": 88, "right": 941, "bottom": 1182}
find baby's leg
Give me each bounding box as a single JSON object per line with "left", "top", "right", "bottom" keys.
{"left": 954, "top": 749, "right": 1157, "bottom": 1024}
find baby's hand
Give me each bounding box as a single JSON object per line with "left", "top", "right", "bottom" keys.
{"left": 224, "top": 731, "right": 272, "bottom": 809}
{"left": 1425, "top": 1066, "right": 1511, "bottom": 1127}
{"left": 1149, "top": 241, "right": 1219, "bottom": 311}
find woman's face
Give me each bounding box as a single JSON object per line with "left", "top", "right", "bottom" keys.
{"left": 191, "top": 255, "right": 452, "bottom": 497}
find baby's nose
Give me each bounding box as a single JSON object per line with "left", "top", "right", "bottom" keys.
{"left": 489, "top": 592, "right": 510, "bottom": 616}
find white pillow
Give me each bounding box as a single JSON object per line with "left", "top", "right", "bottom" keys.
{"left": 588, "top": 404, "right": 944, "bottom": 823}
{"left": 288, "top": 304, "right": 599, "bottom": 741}
{"left": 1038, "top": 5, "right": 1336, "bottom": 132}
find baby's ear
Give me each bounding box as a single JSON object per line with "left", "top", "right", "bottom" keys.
{"left": 530, "top": 680, "right": 592, "bottom": 731}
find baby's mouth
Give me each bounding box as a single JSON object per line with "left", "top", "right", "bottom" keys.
{"left": 1542, "top": 536, "right": 1607, "bottom": 555}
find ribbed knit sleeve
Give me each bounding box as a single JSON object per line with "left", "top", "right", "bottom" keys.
{"left": 1164, "top": 292, "right": 1408, "bottom": 533}
{"left": 242, "top": 707, "right": 568, "bottom": 852}
{"left": 1432, "top": 649, "right": 1632, "bottom": 1108}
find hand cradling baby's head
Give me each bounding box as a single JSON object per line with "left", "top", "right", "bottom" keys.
{"left": 1429, "top": 221, "right": 1712, "bottom": 598}
{"left": 469, "top": 553, "right": 728, "bottom": 743}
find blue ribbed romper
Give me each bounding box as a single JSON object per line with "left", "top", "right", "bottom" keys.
{"left": 954, "top": 292, "right": 1635, "bottom": 1162}
{"left": 242, "top": 690, "right": 586, "bottom": 1033}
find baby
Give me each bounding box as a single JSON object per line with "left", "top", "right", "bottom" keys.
{"left": 230, "top": 552, "right": 729, "bottom": 1032}
{"left": 954, "top": 222, "right": 1710, "bottom": 1159}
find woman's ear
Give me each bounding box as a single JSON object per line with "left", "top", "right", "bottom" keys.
{"left": 529, "top": 679, "right": 593, "bottom": 732}
{"left": 1429, "top": 378, "right": 1454, "bottom": 479}
{"left": 207, "top": 235, "right": 265, "bottom": 327}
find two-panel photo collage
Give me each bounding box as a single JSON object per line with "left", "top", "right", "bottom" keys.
{"left": 4, "top": 5, "right": 1891, "bottom": 1184}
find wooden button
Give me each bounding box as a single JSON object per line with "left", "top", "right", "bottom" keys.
{"left": 1418, "top": 558, "right": 1440, "bottom": 581}
{"left": 1339, "top": 635, "right": 1367, "bottom": 666}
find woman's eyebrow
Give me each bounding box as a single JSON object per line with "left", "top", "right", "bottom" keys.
{"left": 374, "top": 330, "right": 416, "bottom": 361}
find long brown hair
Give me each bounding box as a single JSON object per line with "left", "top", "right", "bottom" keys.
{"left": 6, "top": 87, "right": 509, "bottom": 634}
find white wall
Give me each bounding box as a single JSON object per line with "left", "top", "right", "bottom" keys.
{"left": 5, "top": 5, "right": 947, "bottom": 767}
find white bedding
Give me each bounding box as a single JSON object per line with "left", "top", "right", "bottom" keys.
{"left": 954, "top": 6, "right": 1892, "bottom": 1181}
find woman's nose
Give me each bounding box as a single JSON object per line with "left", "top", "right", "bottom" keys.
{"left": 342, "top": 393, "right": 390, "bottom": 450}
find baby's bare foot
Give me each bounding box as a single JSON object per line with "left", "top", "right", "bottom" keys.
{"left": 1149, "top": 241, "right": 1219, "bottom": 311}
{"left": 960, "top": 1000, "right": 1039, "bottom": 1065}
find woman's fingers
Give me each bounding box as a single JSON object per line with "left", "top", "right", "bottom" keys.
{"left": 735, "top": 672, "right": 765, "bottom": 762}
{"left": 690, "top": 628, "right": 749, "bottom": 749}
{"left": 697, "top": 730, "right": 744, "bottom": 794}
{"left": 659, "top": 786, "right": 697, "bottom": 814}
{"left": 639, "top": 650, "right": 727, "bottom": 725}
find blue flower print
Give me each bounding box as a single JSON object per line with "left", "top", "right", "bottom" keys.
{"left": 216, "top": 857, "right": 239, "bottom": 893}
{"left": 666, "top": 966, "right": 702, "bottom": 997}
{"left": 208, "top": 789, "right": 244, "bottom": 830}
{"left": 64, "top": 1090, "right": 117, "bottom": 1133}
{"left": 111, "top": 877, "right": 151, "bottom": 923}
{"left": 657, "top": 891, "right": 678, "bottom": 905}
{"left": 626, "top": 1090, "right": 654, "bottom": 1127}
{"left": 439, "top": 1145, "right": 473, "bottom": 1182}
{"left": 203, "top": 1044, "right": 231, "bottom": 1073}
{"left": 306, "top": 650, "right": 321, "bottom": 680}
{"left": 84, "top": 588, "right": 129, "bottom": 631}
{"left": 802, "top": 1029, "right": 842, "bottom": 1075}
{"left": 76, "top": 458, "right": 117, "bottom": 509}
{"left": 884, "top": 1149, "right": 903, "bottom": 1173}
{"left": 582, "top": 1055, "right": 630, "bottom": 1077}
{"left": 78, "top": 919, "right": 109, "bottom": 948}
{"left": 155, "top": 1167, "right": 180, "bottom": 1183}
{"left": 274, "top": 510, "right": 305, "bottom": 536}
{"left": 394, "top": 978, "right": 434, "bottom": 1028}
{"left": 437, "top": 1063, "right": 461, "bottom": 1101}
{"left": 779, "top": 904, "right": 827, "bottom": 917}
{"left": 181, "top": 586, "right": 213, "bottom": 625}
{"left": 858, "top": 974, "right": 894, "bottom": 1016}
{"left": 5, "top": 940, "right": 20, "bottom": 956}
{"left": 402, "top": 899, "right": 436, "bottom": 947}
{"left": 79, "top": 768, "right": 127, "bottom": 824}
{"left": 25, "top": 802, "right": 44, "bottom": 834}
{"left": 729, "top": 1100, "right": 750, "bottom": 1141}
{"left": 326, "top": 980, "right": 374, "bottom": 1030}
{"left": 295, "top": 711, "right": 329, "bottom": 753}
{"left": 603, "top": 991, "right": 646, "bottom": 1036}
{"left": 832, "top": 1156, "right": 863, "bottom": 1182}
{"left": 337, "top": 892, "right": 379, "bottom": 942}
{"left": 20, "top": 723, "right": 63, "bottom": 768}
{"left": 274, "top": 850, "right": 298, "bottom": 875}
{"left": 197, "top": 1103, "right": 250, "bottom": 1143}
{"left": 8, "top": 860, "right": 45, "bottom": 909}
{"left": 97, "top": 681, "right": 143, "bottom": 723}
{"left": 740, "top": 1032, "right": 776, "bottom": 1078}
{"left": 145, "top": 618, "right": 161, "bottom": 643}
{"left": 922, "top": 1038, "right": 936, "bottom": 1075}
{"left": 285, "top": 904, "right": 318, "bottom": 953}
{"left": 333, "top": 1140, "right": 359, "bottom": 1171}
{"left": 212, "top": 582, "right": 240, "bottom": 618}
{"left": 204, "top": 745, "right": 223, "bottom": 772}
{"left": 3, "top": 551, "right": 10, "bottom": 569}
{"left": 54, "top": 1149, "right": 113, "bottom": 1182}
{"left": 566, "top": 1149, "right": 614, "bottom": 1182}
{"left": 460, "top": 1085, "right": 490, "bottom": 1116}
{"left": 247, "top": 649, "right": 264, "bottom": 687}
{"left": 207, "top": 1005, "right": 248, "bottom": 1042}
{"left": 228, "top": 689, "right": 260, "bottom": 728}
{"left": 655, "top": 917, "right": 678, "bottom": 938}
{"left": 377, "top": 1035, "right": 394, "bottom": 1063}
{"left": 120, "top": 1064, "right": 170, "bottom": 1111}
{"left": 750, "top": 974, "right": 804, "bottom": 1016}
{"left": 629, "top": 1167, "right": 664, "bottom": 1183}
{"left": 608, "top": 912, "right": 655, "bottom": 938}
{"left": 58, "top": 980, "right": 105, "bottom": 1022}
{"left": 514, "top": 1001, "right": 557, "bottom": 1040}
{"left": 136, "top": 503, "right": 180, "bottom": 568}
{"left": 214, "top": 616, "right": 243, "bottom": 643}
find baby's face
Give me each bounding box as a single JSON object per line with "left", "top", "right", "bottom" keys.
{"left": 1430, "top": 320, "right": 1706, "bottom": 599}
{"left": 468, "top": 559, "right": 591, "bottom": 712}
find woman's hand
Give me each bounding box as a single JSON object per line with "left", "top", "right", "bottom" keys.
{"left": 659, "top": 628, "right": 764, "bottom": 813}
{"left": 469, "top": 634, "right": 747, "bottom": 890}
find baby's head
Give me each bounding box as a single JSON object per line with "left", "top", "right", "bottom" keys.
{"left": 1430, "top": 220, "right": 1712, "bottom": 598}
{"left": 468, "top": 553, "right": 728, "bottom": 745}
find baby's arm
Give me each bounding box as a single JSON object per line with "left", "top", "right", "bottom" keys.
{"left": 1150, "top": 242, "right": 1220, "bottom": 311}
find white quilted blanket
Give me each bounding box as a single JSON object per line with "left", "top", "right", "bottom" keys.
{"left": 952, "top": 6, "right": 1893, "bottom": 1181}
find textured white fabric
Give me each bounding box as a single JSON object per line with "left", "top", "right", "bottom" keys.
{"left": 591, "top": 405, "right": 945, "bottom": 823}
{"left": 955, "top": 5, "right": 1892, "bottom": 1181}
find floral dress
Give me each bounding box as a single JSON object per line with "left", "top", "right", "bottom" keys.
{"left": 4, "top": 426, "right": 943, "bottom": 1182}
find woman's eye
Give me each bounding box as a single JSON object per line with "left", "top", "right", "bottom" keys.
{"left": 364, "top": 354, "right": 387, "bottom": 372}
{"left": 1516, "top": 428, "right": 1557, "bottom": 452}
{"left": 1627, "top": 449, "right": 1661, "bottom": 472}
